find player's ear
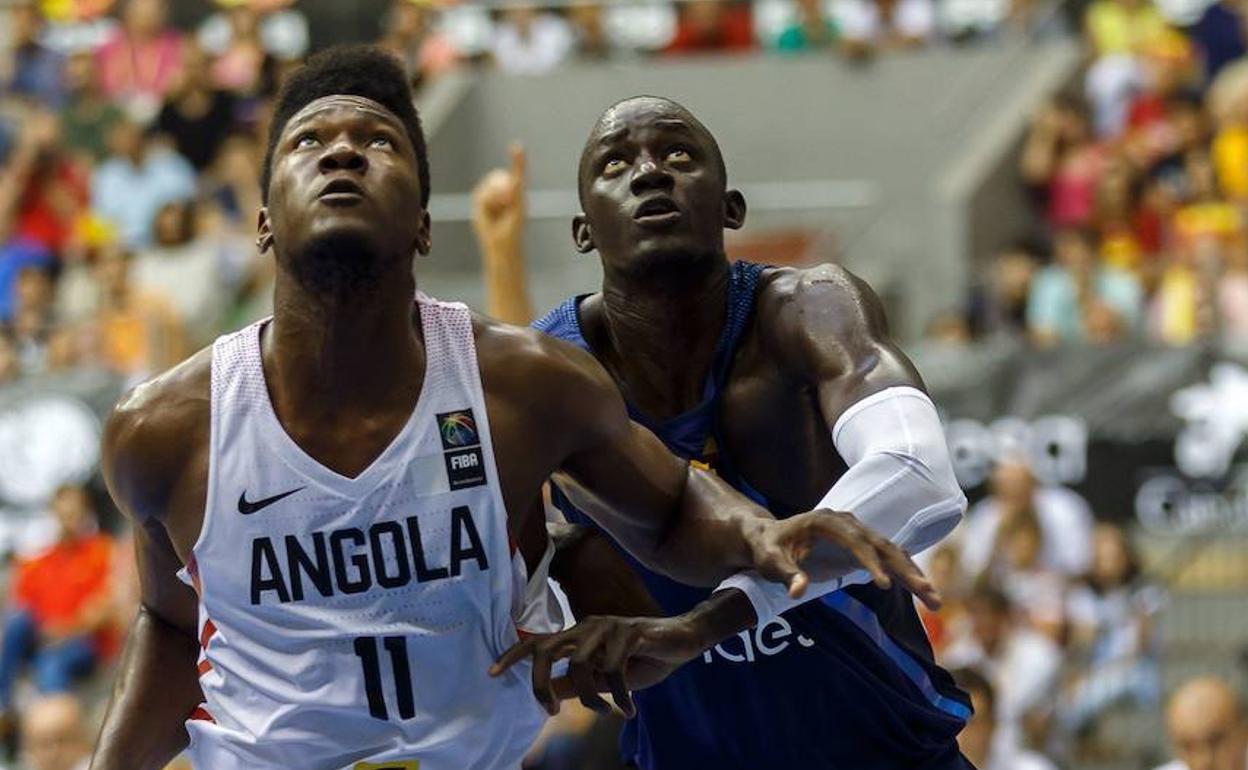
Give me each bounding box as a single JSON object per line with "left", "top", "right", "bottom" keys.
{"left": 572, "top": 213, "right": 595, "bottom": 254}
{"left": 256, "top": 207, "right": 274, "bottom": 254}
{"left": 414, "top": 209, "right": 432, "bottom": 256}
{"left": 723, "top": 190, "right": 747, "bottom": 231}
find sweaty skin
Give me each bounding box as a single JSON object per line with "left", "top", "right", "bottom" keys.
{"left": 89, "top": 92, "right": 931, "bottom": 770}
{"left": 481, "top": 96, "right": 944, "bottom": 710}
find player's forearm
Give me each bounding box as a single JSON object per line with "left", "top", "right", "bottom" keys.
{"left": 482, "top": 235, "right": 534, "bottom": 325}
{"left": 90, "top": 607, "right": 203, "bottom": 770}
{"left": 644, "top": 464, "right": 772, "bottom": 586}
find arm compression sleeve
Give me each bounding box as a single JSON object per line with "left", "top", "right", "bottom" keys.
{"left": 717, "top": 386, "right": 967, "bottom": 624}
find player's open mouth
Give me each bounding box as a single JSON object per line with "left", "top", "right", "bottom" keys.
{"left": 319, "top": 178, "right": 366, "bottom": 205}
{"left": 634, "top": 197, "right": 681, "bottom": 225}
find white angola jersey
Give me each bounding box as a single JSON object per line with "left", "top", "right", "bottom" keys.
{"left": 178, "top": 293, "right": 560, "bottom": 770}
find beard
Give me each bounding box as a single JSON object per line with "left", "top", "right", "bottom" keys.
{"left": 289, "top": 229, "right": 396, "bottom": 299}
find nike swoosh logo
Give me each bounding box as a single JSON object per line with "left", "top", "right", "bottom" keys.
{"left": 237, "top": 487, "right": 304, "bottom": 515}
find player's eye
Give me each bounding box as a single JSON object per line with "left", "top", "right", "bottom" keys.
{"left": 667, "top": 147, "right": 693, "bottom": 163}
{"left": 370, "top": 135, "right": 393, "bottom": 149}
{"left": 602, "top": 156, "right": 629, "bottom": 177}
{"left": 295, "top": 133, "right": 319, "bottom": 149}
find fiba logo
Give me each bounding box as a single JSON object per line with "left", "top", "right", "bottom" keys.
{"left": 437, "top": 410, "right": 479, "bottom": 450}
{"left": 1170, "top": 363, "right": 1248, "bottom": 479}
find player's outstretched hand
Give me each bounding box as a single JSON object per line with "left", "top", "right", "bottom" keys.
{"left": 750, "top": 509, "right": 942, "bottom": 610}
{"left": 488, "top": 615, "right": 707, "bottom": 718}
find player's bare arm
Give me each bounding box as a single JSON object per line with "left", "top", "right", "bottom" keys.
{"left": 90, "top": 351, "right": 212, "bottom": 770}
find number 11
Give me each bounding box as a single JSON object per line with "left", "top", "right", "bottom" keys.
{"left": 354, "top": 636, "right": 415, "bottom": 720}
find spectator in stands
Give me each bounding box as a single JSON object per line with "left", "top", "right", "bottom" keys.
{"left": 776, "top": 0, "right": 840, "bottom": 52}
{"left": 567, "top": 2, "right": 612, "bottom": 61}
{"left": 0, "top": 485, "right": 116, "bottom": 715}
{"left": 83, "top": 243, "right": 182, "bottom": 380}
{"left": 1219, "top": 237, "right": 1248, "bottom": 340}
{"left": 1083, "top": 0, "right": 1174, "bottom": 137}
{"left": 489, "top": 4, "right": 574, "bottom": 75}
{"left": 985, "top": 508, "right": 1066, "bottom": 638}
{"left": 1022, "top": 96, "right": 1105, "bottom": 229}
{"left": 155, "top": 41, "right": 238, "bottom": 172}
{"left": 0, "top": 110, "right": 89, "bottom": 258}
{"left": 91, "top": 118, "right": 196, "bottom": 250}
{"left": 1211, "top": 61, "right": 1248, "bottom": 204}
{"left": 0, "top": 113, "right": 57, "bottom": 323}
{"left": 204, "top": 131, "right": 263, "bottom": 227}
{"left": 1027, "top": 226, "right": 1142, "bottom": 345}
{"left": 20, "top": 694, "right": 91, "bottom": 770}
{"left": 7, "top": 262, "right": 76, "bottom": 375}
{"left": 59, "top": 50, "right": 125, "bottom": 164}
{"left": 3, "top": 1, "right": 65, "bottom": 109}
{"left": 96, "top": 0, "right": 185, "bottom": 123}
{"left": 665, "top": 0, "right": 756, "bottom": 54}
{"left": 939, "top": 0, "right": 1014, "bottom": 42}
{"left": 378, "top": 0, "right": 460, "bottom": 88}
{"left": 918, "top": 545, "right": 965, "bottom": 655}
{"left": 958, "top": 456, "right": 1096, "bottom": 578}
{"left": 1060, "top": 523, "right": 1163, "bottom": 738}
{"left": 925, "top": 310, "right": 973, "bottom": 345}
{"left": 1155, "top": 677, "right": 1248, "bottom": 770}
{"left": 836, "top": 0, "right": 935, "bottom": 57}
{"left": 131, "top": 200, "right": 232, "bottom": 345}
{"left": 952, "top": 667, "right": 1059, "bottom": 770}
{"left": 1190, "top": 0, "right": 1246, "bottom": 86}
{"left": 942, "top": 585, "right": 1063, "bottom": 754}
{"left": 198, "top": 0, "right": 309, "bottom": 66}
{"left": 0, "top": 332, "right": 18, "bottom": 384}
{"left": 207, "top": 4, "right": 271, "bottom": 98}
{"left": 968, "top": 239, "right": 1039, "bottom": 336}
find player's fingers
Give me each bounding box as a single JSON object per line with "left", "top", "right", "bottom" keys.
{"left": 885, "top": 547, "right": 942, "bottom": 610}
{"left": 569, "top": 626, "right": 612, "bottom": 714}
{"left": 601, "top": 632, "right": 637, "bottom": 717}
{"left": 508, "top": 142, "right": 526, "bottom": 184}
{"left": 489, "top": 636, "right": 537, "bottom": 676}
{"left": 531, "top": 640, "right": 562, "bottom": 716}
{"left": 847, "top": 539, "right": 892, "bottom": 590}
{"left": 606, "top": 668, "right": 635, "bottom": 718}
{"left": 567, "top": 657, "right": 611, "bottom": 714}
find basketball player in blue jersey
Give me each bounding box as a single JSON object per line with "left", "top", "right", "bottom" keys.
{"left": 480, "top": 96, "right": 973, "bottom": 769}
{"left": 87, "top": 50, "right": 936, "bottom": 770}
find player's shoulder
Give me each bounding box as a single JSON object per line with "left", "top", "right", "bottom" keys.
{"left": 102, "top": 345, "right": 213, "bottom": 518}
{"left": 754, "top": 263, "right": 890, "bottom": 368}
{"left": 756, "top": 263, "right": 881, "bottom": 323}
{"left": 471, "top": 312, "right": 617, "bottom": 409}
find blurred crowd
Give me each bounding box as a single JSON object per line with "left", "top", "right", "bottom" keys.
{"left": 936, "top": 0, "right": 1248, "bottom": 348}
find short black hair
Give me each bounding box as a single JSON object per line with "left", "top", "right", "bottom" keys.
{"left": 261, "top": 45, "right": 430, "bottom": 208}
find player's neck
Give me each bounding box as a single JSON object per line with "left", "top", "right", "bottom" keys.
{"left": 597, "top": 257, "right": 730, "bottom": 415}
{"left": 266, "top": 268, "right": 424, "bottom": 415}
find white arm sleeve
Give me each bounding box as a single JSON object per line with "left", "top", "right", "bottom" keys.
{"left": 717, "top": 386, "right": 967, "bottom": 624}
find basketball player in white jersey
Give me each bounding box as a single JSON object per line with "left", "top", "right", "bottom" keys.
{"left": 87, "top": 47, "right": 936, "bottom": 770}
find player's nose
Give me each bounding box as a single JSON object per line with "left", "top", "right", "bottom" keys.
{"left": 629, "top": 152, "right": 672, "bottom": 196}
{"left": 319, "top": 140, "right": 368, "bottom": 174}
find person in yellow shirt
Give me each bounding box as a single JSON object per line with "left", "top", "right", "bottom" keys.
{"left": 1084, "top": 0, "right": 1169, "bottom": 56}
{"left": 1210, "top": 61, "right": 1248, "bottom": 202}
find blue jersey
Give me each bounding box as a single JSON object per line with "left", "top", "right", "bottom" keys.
{"left": 534, "top": 261, "right": 972, "bottom": 770}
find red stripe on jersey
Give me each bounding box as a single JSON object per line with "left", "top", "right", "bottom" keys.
{"left": 198, "top": 658, "right": 214, "bottom": 676}
{"left": 200, "top": 618, "right": 217, "bottom": 649}
{"left": 189, "top": 705, "right": 215, "bottom": 723}
{"left": 186, "top": 554, "right": 203, "bottom": 596}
